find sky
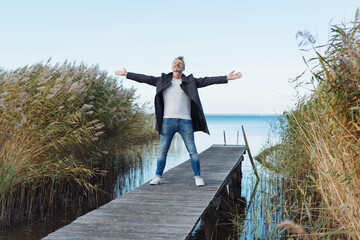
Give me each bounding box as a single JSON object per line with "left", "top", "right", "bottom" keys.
{"left": 1, "top": 0, "right": 359, "bottom": 115}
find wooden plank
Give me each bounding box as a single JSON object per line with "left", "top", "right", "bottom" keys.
{"left": 43, "top": 145, "right": 246, "bottom": 240}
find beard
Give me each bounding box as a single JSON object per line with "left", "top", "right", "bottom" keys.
{"left": 173, "top": 66, "right": 184, "bottom": 72}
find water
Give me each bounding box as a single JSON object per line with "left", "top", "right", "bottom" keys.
{"left": 113, "top": 115, "right": 279, "bottom": 198}
{"left": 0, "top": 115, "right": 281, "bottom": 239}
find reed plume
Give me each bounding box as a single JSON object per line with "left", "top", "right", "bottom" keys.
{"left": 277, "top": 220, "right": 308, "bottom": 239}
{"left": 0, "top": 60, "right": 156, "bottom": 226}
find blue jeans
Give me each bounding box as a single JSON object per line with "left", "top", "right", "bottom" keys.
{"left": 156, "top": 118, "right": 201, "bottom": 176}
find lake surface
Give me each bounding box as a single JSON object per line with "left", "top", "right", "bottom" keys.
{"left": 113, "top": 115, "right": 279, "bottom": 197}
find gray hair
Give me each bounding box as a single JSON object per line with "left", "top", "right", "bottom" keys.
{"left": 173, "top": 56, "right": 185, "bottom": 68}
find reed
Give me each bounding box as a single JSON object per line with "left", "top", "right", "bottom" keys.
{"left": 254, "top": 9, "right": 360, "bottom": 239}
{"left": 0, "top": 60, "right": 157, "bottom": 227}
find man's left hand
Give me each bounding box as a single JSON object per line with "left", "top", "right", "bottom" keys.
{"left": 227, "top": 71, "right": 242, "bottom": 80}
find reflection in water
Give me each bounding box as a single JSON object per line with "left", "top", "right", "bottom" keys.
{"left": 191, "top": 158, "right": 286, "bottom": 239}
{"left": 191, "top": 162, "right": 247, "bottom": 240}
{"left": 240, "top": 157, "right": 285, "bottom": 239}
{"left": 192, "top": 115, "right": 286, "bottom": 239}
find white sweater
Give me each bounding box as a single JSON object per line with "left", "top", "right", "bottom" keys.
{"left": 162, "top": 78, "right": 191, "bottom": 120}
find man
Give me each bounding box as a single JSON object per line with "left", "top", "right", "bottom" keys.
{"left": 115, "top": 56, "right": 242, "bottom": 186}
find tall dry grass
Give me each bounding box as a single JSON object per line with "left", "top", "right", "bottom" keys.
{"left": 0, "top": 60, "right": 156, "bottom": 226}
{"left": 256, "top": 9, "right": 360, "bottom": 239}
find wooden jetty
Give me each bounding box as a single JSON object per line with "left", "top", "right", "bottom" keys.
{"left": 43, "top": 145, "right": 246, "bottom": 240}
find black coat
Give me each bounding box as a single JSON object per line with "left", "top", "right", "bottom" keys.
{"left": 126, "top": 72, "right": 228, "bottom": 134}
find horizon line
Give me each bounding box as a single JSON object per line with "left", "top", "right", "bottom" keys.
{"left": 205, "top": 113, "right": 280, "bottom": 116}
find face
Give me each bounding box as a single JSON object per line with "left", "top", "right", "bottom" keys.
{"left": 172, "top": 59, "right": 185, "bottom": 72}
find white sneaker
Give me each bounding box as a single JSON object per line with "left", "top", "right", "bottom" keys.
{"left": 150, "top": 175, "right": 163, "bottom": 185}
{"left": 194, "top": 176, "right": 205, "bottom": 187}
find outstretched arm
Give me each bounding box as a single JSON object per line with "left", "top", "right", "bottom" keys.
{"left": 227, "top": 71, "right": 242, "bottom": 80}
{"left": 195, "top": 70, "right": 242, "bottom": 88}
{"left": 115, "top": 68, "right": 159, "bottom": 86}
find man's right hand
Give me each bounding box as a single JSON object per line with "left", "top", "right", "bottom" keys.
{"left": 115, "top": 67, "right": 128, "bottom": 77}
